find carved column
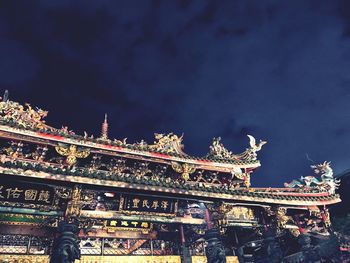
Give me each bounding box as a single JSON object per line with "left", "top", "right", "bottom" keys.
{"left": 179, "top": 224, "right": 191, "bottom": 263}
{"left": 265, "top": 235, "right": 283, "bottom": 263}
{"left": 50, "top": 219, "right": 81, "bottom": 263}
{"left": 205, "top": 208, "right": 214, "bottom": 230}
{"left": 204, "top": 204, "right": 226, "bottom": 263}
{"left": 205, "top": 229, "right": 226, "bottom": 263}
{"left": 298, "top": 234, "right": 320, "bottom": 262}
{"left": 50, "top": 186, "right": 82, "bottom": 263}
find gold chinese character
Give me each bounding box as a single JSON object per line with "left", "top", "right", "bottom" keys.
{"left": 6, "top": 188, "right": 23, "bottom": 199}
{"left": 0, "top": 186, "right": 4, "bottom": 198}
{"left": 110, "top": 220, "right": 117, "bottom": 227}
{"left": 38, "top": 190, "right": 50, "bottom": 203}
{"left": 132, "top": 198, "right": 140, "bottom": 208}
{"left": 142, "top": 199, "right": 150, "bottom": 208}
{"left": 161, "top": 201, "right": 169, "bottom": 210}
{"left": 121, "top": 221, "right": 129, "bottom": 226}
{"left": 151, "top": 200, "right": 159, "bottom": 210}
{"left": 24, "top": 189, "right": 38, "bottom": 201}
{"left": 131, "top": 221, "right": 138, "bottom": 227}
{"left": 141, "top": 222, "right": 149, "bottom": 228}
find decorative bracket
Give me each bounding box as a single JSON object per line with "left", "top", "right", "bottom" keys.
{"left": 171, "top": 162, "right": 196, "bottom": 181}
{"left": 55, "top": 144, "right": 90, "bottom": 166}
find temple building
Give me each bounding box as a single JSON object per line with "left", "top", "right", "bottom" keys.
{"left": 0, "top": 92, "right": 346, "bottom": 263}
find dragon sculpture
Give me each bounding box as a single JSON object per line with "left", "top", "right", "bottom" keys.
{"left": 50, "top": 220, "right": 80, "bottom": 263}
{"left": 0, "top": 91, "right": 53, "bottom": 131}
{"left": 205, "top": 229, "right": 226, "bottom": 263}
{"left": 207, "top": 135, "right": 266, "bottom": 162}
{"left": 149, "top": 133, "right": 186, "bottom": 155}
{"left": 284, "top": 161, "right": 340, "bottom": 194}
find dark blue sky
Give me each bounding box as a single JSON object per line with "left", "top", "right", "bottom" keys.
{"left": 1, "top": 1, "right": 350, "bottom": 187}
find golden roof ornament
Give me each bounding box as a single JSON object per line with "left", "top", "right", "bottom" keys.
{"left": 55, "top": 144, "right": 90, "bottom": 166}
{"left": 208, "top": 137, "right": 234, "bottom": 159}
{"left": 0, "top": 90, "right": 54, "bottom": 131}
{"left": 171, "top": 162, "right": 196, "bottom": 181}
{"left": 207, "top": 135, "right": 266, "bottom": 162}
{"left": 149, "top": 133, "right": 186, "bottom": 155}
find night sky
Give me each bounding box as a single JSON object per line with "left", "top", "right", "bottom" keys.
{"left": 0, "top": 1, "right": 350, "bottom": 187}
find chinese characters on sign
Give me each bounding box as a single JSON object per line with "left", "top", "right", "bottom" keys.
{"left": 0, "top": 182, "right": 54, "bottom": 205}
{"left": 120, "top": 195, "right": 177, "bottom": 215}
{"left": 106, "top": 219, "right": 151, "bottom": 229}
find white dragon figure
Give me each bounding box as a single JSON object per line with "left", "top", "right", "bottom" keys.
{"left": 284, "top": 161, "right": 340, "bottom": 194}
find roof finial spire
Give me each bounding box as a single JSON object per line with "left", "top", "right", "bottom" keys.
{"left": 100, "top": 113, "right": 109, "bottom": 140}
{"left": 2, "top": 90, "right": 8, "bottom": 102}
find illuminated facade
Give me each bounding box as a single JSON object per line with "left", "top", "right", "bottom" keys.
{"left": 0, "top": 91, "right": 345, "bottom": 262}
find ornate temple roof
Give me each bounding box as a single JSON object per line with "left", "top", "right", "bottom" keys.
{"left": 0, "top": 93, "right": 341, "bottom": 207}
{"left": 0, "top": 96, "right": 264, "bottom": 171}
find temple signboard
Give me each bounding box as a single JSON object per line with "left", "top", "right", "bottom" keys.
{"left": 119, "top": 194, "right": 178, "bottom": 215}
{"left": 0, "top": 181, "right": 55, "bottom": 206}
{"left": 105, "top": 219, "right": 152, "bottom": 233}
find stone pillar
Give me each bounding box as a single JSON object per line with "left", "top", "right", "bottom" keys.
{"left": 50, "top": 219, "right": 81, "bottom": 263}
